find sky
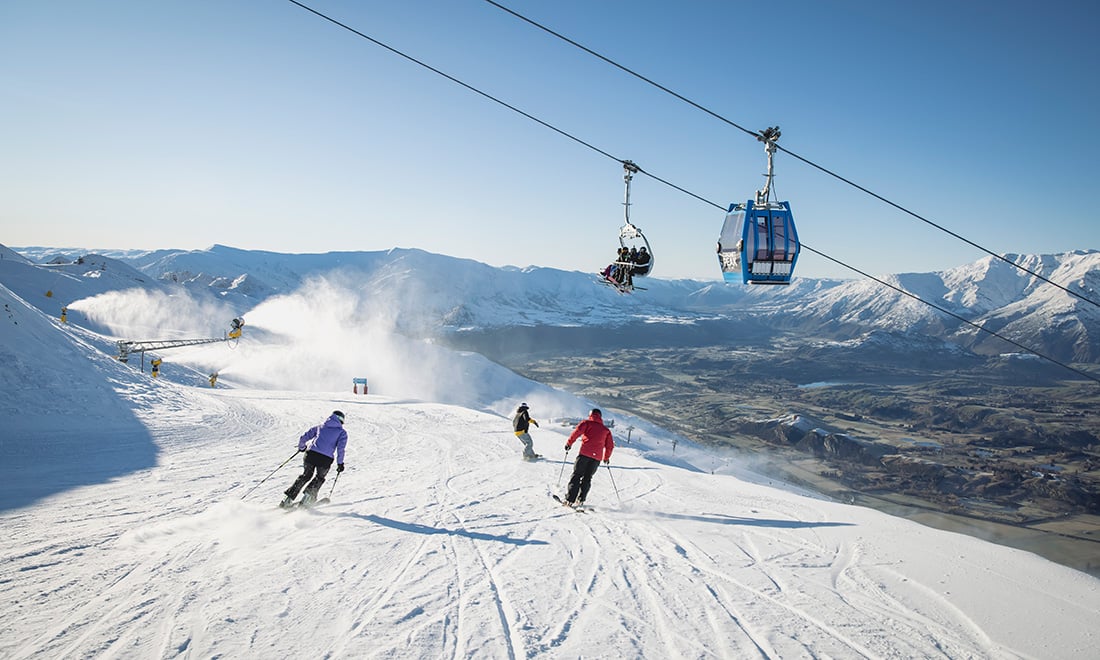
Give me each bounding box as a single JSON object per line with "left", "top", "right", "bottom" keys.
{"left": 3, "top": 0, "right": 1099, "bottom": 280}
{"left": 3, "top": 256, "right": 1099, "bottom": 658}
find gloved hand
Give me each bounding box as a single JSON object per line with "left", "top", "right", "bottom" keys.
{"left": 532, "top": 420, "right": 539, "bottom": 428}
{"left": 564, "top": 444, "right": 571, "bottom": 451}
{"left": 337, "top": 463, "right": 345, "bottom": 472}
{"left": 603, "top": 459, "right": 610, "bottom": 465}
{"left": 298, "top": 447, "right": 306, "bottom": 453}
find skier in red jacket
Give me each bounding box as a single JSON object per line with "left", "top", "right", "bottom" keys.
{"left": 562, "top": 408, "right": 614, "bottom": 508}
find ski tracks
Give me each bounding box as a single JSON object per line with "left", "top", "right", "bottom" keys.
{"left": 319, "top": 406, "right": 536, "bottom": 658}
{"left": 5, "top": 517, "right": 216, "bottom": 660}
{"left": 619, "top": 482, "right": 1006, "bottom": 659}
{"left": 1, "top": 395, "right": 1048, "bottom": 658}
{"left": 320, "top": 409, "right": 469, "bottom": 657}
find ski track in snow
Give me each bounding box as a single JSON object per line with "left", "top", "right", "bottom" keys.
{"left": 2, "top": 387, "right": 1098, "bottom": 658}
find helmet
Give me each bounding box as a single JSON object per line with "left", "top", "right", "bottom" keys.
{"left": 590, "top": 408, "right": 602, "bottom": 417}
{"left": 332, "top": 410, "right": 345, "bottom": 423}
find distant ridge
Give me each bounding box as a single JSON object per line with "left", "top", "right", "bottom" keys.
{"left": 8, "top": 244, "right": 1100, "bottom": 363}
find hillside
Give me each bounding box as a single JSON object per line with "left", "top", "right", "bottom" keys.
{"left": 788, "top": 251, "right": 1100, "bottom": 362}
{"left": 1, "top": 278, "right": 1098, "bottom": 658}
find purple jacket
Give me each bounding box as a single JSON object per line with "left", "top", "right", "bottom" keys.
{"left": 299, "top": 415, "right": 348, "bottom": 464}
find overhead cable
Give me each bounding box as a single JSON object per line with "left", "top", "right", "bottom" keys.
{"left": 285, "top": 0, "right": 618, "bottom": 162}
{"left": 283, "top": 0, "right": 1099, "bottom": 384}
{"left": 482, "top": 0, "right": 1100, "bottom": 312}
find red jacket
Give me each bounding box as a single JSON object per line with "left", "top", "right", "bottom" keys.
{"left": 567, "top": 412, "right": 614, "bottom": 461}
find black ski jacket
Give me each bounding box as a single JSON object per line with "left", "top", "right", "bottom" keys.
{"left": 512, "top": 408, "right": 538, "bottom": 434}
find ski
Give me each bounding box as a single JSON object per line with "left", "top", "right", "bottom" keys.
{"left": 596, "top": 275, "right": 634, "bottom": 294}
{"left": 595, "top": 273, "right": 647, "bottom": 293}
{"left": 551, "top": 493, "right": 587, "bottom": 513}
{"left": 278, "top": 497, "right": 330, "bottom": 511}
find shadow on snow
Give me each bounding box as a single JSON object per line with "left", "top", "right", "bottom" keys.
{"left": 651, "top": 511, "right": 856, "bottom": 528}
{"left": 342, "top": 513, "right": 551, "bottom": 546}
{"left": 1, "top": 424, "right": 157, "bottom": 512}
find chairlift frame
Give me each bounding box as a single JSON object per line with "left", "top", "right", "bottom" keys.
{"left": 618, "top": 160, "right": 653, "bottom": 276}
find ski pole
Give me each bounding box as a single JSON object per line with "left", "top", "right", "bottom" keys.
{"left": 241, "top": 450, "right": 299, "bottom": 500}
{"left": 557, "top": 446, "right": 570, "bottom": 487}
{"left": 605, "top": 462, "right": 622, "bottom": 505}
{"left": 326, "top": 469, "right": 341, "bottom": 499}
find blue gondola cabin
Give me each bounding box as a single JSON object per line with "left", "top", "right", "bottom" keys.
{"left": 717, "top": 200, "right": 799, "bottom": 285}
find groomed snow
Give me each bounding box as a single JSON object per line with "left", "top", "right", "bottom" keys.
{"left": 2, "top": 256, "right": 1099, "bottom": 659}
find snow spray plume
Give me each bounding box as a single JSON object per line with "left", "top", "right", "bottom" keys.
{"left": 154, "top": 269, "right": 596, "bottom": 411}
{"left": 69, "top": 289, "right": 239, "bottom": 339}
{"left": 189, "top": 271, "right": 476, "bottom": 403}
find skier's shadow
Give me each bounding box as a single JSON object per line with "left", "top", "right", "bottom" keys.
{"left": 651, "top": 511, "right": 855, "bottom": 529}
{"left": 341, "top": 512, "right": 550, "bottom": 546}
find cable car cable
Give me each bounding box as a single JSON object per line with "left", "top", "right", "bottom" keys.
{"left": 284, "top": 0, "right": 1098, "bottom": 384}
{"left": 482, "top": 0, "right": 1100, "bottom": 312}
{"left": 284, "top": 0, "right": 618, "bottom": 163}
{"left": 482, "top": 0, "right": 760, "bottom": 141}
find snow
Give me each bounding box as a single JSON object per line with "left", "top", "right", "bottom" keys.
{"left": 2, "top": 247, "right": 1099, "bottom": 658}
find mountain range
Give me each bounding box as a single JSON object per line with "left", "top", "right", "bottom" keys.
{"left": 8, "top": 244, "right": 1100, "bottom": 367}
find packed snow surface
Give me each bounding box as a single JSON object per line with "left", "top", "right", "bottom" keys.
{"left": 5, "top": 386, "right": 1099, "bottom": 658}
{"left": 2, "top": 247, "right": 1099, "bottom": 658}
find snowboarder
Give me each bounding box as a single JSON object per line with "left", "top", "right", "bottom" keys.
{"left": 512, "top": 402, "right": 540, "bottom": 461}
{"left": 281, "top": 410, "right": 348, "bottom": 508}
{"left": 562, "top": 408, "right": 614, "bottom": 508}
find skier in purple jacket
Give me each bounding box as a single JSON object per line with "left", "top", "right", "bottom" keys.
{"left": 280, "top": 410, "right": 348, "bottom": 508}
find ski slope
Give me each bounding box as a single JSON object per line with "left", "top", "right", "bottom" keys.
{"left": 4, "top": 386, "right": 1099, "bottom": 659}
{"left": 2, "top": 274, "right": 1098, "bottom": 658}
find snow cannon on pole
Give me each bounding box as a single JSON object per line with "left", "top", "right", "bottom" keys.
{"left": 116, "top": 317, "right": 247, "bottom": 364}
{"left": 228, "top": 317, "right": 244, "bottom": 339}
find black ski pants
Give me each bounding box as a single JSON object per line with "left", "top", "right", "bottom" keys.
{"left": 285, "top": 451, "right": 332, "bottom": 499}
{"left": 566, "top": 454, "right": 601, "bottom": 504}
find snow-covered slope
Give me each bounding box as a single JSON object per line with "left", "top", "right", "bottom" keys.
{"left": 2, "top": 247, "right": 1099, "bottom": 658}
{"left": 0, "top": 281, "right": 161, "bottom": 509}
{"left": 948, "top": 252, "right": 1100, "bottom": 361}
{"left": 0, "top": 250, "right": 160, "bottom": 316}
{"left": 785, "top": 250, "right": 1100, "bottom": 361}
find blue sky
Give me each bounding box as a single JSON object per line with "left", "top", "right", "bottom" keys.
{"left": 3, "top": 0, "right": 1098, "bottom": 280}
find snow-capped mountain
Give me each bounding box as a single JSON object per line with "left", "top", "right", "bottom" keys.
{"left": 787, "top": 250, "right": 1100, "bottom": 362}
{"left": 9, "top": 244, "right": 1100, "bottom": 364}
